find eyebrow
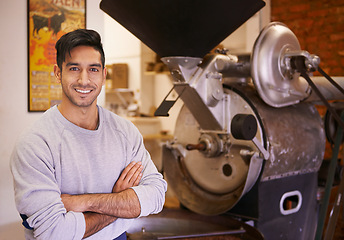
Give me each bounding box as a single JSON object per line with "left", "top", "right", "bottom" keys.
{"left": 65, "top": 62, "right": 102, "bottom": 68}
{"left": 90, "top": 63, "right": 102, "bottom": 68}
{"left": 65, "top": 62, "right": 79, "bottom": 67}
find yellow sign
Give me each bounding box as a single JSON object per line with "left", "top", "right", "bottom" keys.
{"left": 28, "top": 0, "right": 86, "bottom": 111}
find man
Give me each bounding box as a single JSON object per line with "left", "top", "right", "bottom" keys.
{"left": 10, "top": 29, "right": 167, "bottom": 239}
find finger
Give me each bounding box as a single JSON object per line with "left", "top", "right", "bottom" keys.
{"left": 119, "top": 162, "right": 136, "bottom": 181}
{"left": 124, "top": 162, "right": 142, "bottom": 181}
{"left": 128, "top": 165, "right": 143, "bottom": 184}
{"left": 133, "top": 172, "right": 143, "bottom": 186}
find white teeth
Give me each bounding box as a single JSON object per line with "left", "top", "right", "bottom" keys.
{"left": 76, "top": 89, "right": 91, "bottom": 94}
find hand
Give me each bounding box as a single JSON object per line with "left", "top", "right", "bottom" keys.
{"left": 112, "top": 161, "right": 143, "bottom": 193}
{"left": 61, "top": 162, "right": 143, "bottom": 213}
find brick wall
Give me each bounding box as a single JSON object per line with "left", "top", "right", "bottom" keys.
{"left": 271, "top": 0, "right": 344, "bottom": 76}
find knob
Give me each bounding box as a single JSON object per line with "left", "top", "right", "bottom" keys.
{"left": 231, "top": 114, "right": 257, "bottom": 140}
{"left": 186, "top": 143, "right": 206, "bottom": 151}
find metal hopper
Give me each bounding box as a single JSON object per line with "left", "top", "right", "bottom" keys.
{"left": 100, "top": 0, "right": 265, "bottom": 58}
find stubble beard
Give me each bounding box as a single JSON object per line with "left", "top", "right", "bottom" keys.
{"left": 60, "top": 78, "right": 98, "bottom": 108}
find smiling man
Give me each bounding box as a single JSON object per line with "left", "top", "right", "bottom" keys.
{"left": 10, "top": 29, "right": 167, "bottom": 240}
{"left": 55, "top": 44, "right": 106, "bottom": 130}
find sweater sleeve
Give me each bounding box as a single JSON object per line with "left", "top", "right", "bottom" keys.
{"left": 131, "top": 150, "right": 167, "bottom": 217}
{"left": 10, "top": 134, "right": 86, "bottom": 240}
{"left": 125, "top": 122, "right": 167, "bottom": 217}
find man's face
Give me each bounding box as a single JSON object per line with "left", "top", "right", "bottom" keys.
{"left": 54, "top": 45, "right": 106, "bottom": 109}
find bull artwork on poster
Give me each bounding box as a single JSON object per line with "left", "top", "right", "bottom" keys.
{"left": 28, "top": 0, "right": 86, "bottom": 112}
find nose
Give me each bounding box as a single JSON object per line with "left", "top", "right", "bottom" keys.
{"left": 78, "top": 69, "right": 90, "bottom": 85}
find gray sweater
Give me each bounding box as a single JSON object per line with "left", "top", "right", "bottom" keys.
{"left": 10, "top": 105, "right": 167, "bottom": 240}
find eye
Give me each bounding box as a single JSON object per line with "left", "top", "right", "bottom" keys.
{"left": 69, "top": 67, "right": 79, "bottom": 71}
{"left": 90, "top": 68, "right": 99, "bottom": 72}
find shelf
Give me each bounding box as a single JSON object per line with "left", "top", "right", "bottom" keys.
{"left": 144, "top": 71, "right": 170, "bottom": 76}
{"left": 143, "top": 133, "right": 173, "bottom": 141}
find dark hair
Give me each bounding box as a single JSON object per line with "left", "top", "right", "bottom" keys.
{"left": 55, "top": 29, "right": 105, "bottom": 69}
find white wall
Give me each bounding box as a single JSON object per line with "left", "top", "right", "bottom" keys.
{"left": 0, "top": 0, "right": 105, "bottom": 228}
{"left": 0, "top": 0, "right": 40, "bottom": 227}
{"left": 103, "top": 14, "right": 142, "bottom": 92}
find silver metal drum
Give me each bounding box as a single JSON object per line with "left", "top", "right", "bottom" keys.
{"left": 163, "top": 84, "right": 325, "bottom": 216}
{"left": 238, "top": 85, "right": 326, "bottom": 181}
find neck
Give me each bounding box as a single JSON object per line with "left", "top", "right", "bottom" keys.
{"left": 57, "top": 102, "right": 99, "bottom": 130}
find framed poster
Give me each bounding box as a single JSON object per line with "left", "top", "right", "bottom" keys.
{"left": 28, "top": 0, "right": 86, "bottom": 111}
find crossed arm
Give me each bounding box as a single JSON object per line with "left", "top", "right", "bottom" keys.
{"left": 61, "top": 161, "right": 143, "bottom": 238}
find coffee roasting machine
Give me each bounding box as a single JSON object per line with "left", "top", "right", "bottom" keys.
{"left": 100, "top": 0, "right": 344, "bottom": 239}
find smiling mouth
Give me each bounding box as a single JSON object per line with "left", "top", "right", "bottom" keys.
{"left": 75, "top": 89, "right": 92, "bottom": 94}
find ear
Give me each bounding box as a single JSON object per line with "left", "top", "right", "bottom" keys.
{"left": 102, "top": 67, "right": 107, "bottom": 86}
{"left": 54, "top": 64, "right": 61, "bottom": 83}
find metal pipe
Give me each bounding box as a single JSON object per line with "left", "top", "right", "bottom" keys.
{"left": 305, "top": 76, "right": 344, "bottom": 102}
